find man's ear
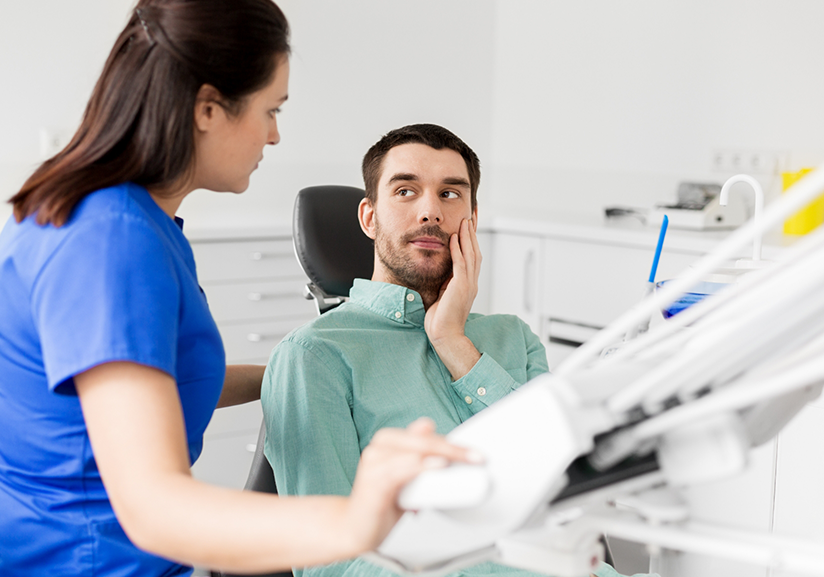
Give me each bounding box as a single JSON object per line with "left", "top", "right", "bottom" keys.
{"left": 358, "top": 198, "right": 376, "bottom": 240}
{"left": 193, "top": 84, "right": 226, "bottom": 133}
{"left": 471, "top": 206, "right": 479, "bottom": 231}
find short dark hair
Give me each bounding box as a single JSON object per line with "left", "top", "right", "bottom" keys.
{"left": 11, "top": 0, "right": 290, "bottom": 226}
{"left": 361, "top": 124, "right": 480, "bottom": 210}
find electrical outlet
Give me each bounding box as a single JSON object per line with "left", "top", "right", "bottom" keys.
{"left": 40, "top": 128, "right": 72, "bottom": 159}
{"left": 711, "top": 149, "right": 788, "bottom": 175}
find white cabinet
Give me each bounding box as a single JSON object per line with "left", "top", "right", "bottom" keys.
{"left": 488, "top": 232, "right": 543, "bottom": 335}
{"left": 541, "top": 237, "right": 701, "bottom": 329}
{"left": 771, "top": 399, "right": 824, "bottom": 577}
{"left": 540, "top": 237, "right": 702, "bottom": 369}
{"left": 188, "top": 231, "right": 316, "bottom": 489}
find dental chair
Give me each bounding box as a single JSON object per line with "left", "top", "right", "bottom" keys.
{"left": 293, "top": 184, "right": 374, "bottom": 314}
{"left": 212, "top": 185, "right": 372, "bottom": 577}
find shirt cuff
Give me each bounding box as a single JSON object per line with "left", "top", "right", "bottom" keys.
{"left": 450, "top": 352, "right": 518, "bottom": 412}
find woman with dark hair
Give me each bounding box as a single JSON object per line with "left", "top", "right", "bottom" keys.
{"left": 0, "top": 1, "right": 471, "bottom": 575}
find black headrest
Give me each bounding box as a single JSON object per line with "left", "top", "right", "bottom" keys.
{"left": 292, "top": 185, "right": 374, "bottom": 298}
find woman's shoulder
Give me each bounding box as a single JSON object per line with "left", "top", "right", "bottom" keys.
{"left": 70, "top": 183, "right": 162, "bottom": 228}
{"left": 4, "top": 183, "right": 183, "bottom": 284}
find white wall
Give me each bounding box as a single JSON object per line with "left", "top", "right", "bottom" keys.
{"left": 0, "top": 0, "right": 135, "bottom": 224}
{"left": 3, "top": 1, "right": 824, "bottom": 228}
{"left": 488, "top": 0, "right": 824, "bottom": 217}
{"left": 0, "top": 0, "right": 495, "bottom": 229}
{"left": 179, "top": 0, "right": 495, "bottom": 228}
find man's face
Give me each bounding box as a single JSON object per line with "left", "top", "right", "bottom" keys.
{"left": 359, "top": 143, "right": 477, "bottom": 294}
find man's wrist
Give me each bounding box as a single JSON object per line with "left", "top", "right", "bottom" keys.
{"left": 430, "top": 335, "right": 481, "bottom": 381}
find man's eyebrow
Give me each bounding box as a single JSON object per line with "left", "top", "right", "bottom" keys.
{"left": 442, "top": 177, "right": 470, "bottom": 189}
{"left": 386, "top": 173, "right": 470, "bottom": 188}
{"left": 387, "top": 173, "right": 419, "bottom": 184}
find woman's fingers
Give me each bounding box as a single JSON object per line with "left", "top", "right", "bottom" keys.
{"left": 368, "top": 423, "right": 482, "bottom": 465}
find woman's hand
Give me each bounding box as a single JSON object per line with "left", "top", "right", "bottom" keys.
{"left": 343, "top": 417, "right": 480, "bottom": 554}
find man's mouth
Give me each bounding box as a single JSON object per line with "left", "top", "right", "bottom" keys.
{"left": 403, "top": 226, "right": 450, "bottom": 251}
{"left": 409, "top": 236, "right": 446, "bottom": 250}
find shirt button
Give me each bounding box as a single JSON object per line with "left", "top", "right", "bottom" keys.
{"left": 394, "top": 311, "right": 402, "bottom": 319}
{"left": 464, "top": 396, "right": 472, "bottom": 404}
{"left": 477, "top": 387, "right": 486, "bottom": 396}
{"left": 406, "top": 293, "right": 415, "bottom": 302}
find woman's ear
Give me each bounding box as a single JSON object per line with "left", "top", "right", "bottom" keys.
{"left": 193, "top": 84, "right": 226, "bottom": 132}
{"left": 358, "top": 198, "right": 376, "bottom": 240}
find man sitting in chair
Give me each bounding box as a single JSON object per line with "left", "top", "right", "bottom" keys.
{"left": 261, "top": 124, "right": 617, "bottom": 577}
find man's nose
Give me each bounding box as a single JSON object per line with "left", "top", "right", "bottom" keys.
{"left": 418, "top": 193, "right": 443, "bottom": 224}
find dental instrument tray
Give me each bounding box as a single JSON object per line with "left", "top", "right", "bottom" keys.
{"left": 648, "top": 181, "right": 747, "bottom": 230}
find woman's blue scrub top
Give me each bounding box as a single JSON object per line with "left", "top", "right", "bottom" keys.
{"left": 0, "top": 183, "right": 226, "bottom": 575}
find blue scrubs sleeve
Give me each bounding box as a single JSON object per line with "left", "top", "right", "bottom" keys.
{"left": 31, "top": 215, "right": 180, "bottom": 394}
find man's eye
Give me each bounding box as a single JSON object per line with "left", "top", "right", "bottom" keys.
{"left": 397, "top": 189, "right": 416, "bottom": 197}
{"left": 442, "top": 190, "right": 459, "bottom": 199}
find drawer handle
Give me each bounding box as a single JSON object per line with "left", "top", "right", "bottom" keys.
{"left": 247, "top": 291, "right": 301, "bottom": 301}
{"left": 523, "top": 249, "right": 535, "bottom": 313}
{"left": 247, "top": 332, "right": 286, "bottom": 343}
{"left": 250, "top": 251, "right": 290, "bottom": 261}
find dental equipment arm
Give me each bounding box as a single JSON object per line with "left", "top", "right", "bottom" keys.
{"left": 366, "top": 165, "right": 824, "bottom": 577}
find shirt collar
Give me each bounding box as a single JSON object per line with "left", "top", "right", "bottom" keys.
{"left": 349, "top": 279, "right": 426, "bottom": 327}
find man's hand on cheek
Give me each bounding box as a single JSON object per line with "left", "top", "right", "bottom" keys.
{"left": 424, "top": 218, "right": 482, "bottom": 380}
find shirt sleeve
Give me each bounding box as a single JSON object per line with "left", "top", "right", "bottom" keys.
{"left": 31, "top": 216, "right": 180, "bottom": 394}
{"left": 261, "top": 338, "right": 362, "bottom": 498}
{"left": 451, "top": 317, "right": 549, "bottom": 415}
{"left": 263, "top": 337, "right": 394, "bottom": 577}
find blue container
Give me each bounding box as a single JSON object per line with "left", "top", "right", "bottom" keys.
{"left": 655, "top": 280, "right": 728, "bottom": 319}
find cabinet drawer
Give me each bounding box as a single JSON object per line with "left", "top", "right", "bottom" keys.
{"left": 191, "top": 429, "right": 259, "bottom": 489}
{"left": 192, "top": 239, "right": 305, "bottom": 282}
{"left": 219, "top": 318, "right": 312, "bottom": 363}
{"left": 542, "top": 238, "right": 701, "bottom": 328}
{"left": 205, "top": 399, "right": 263, "bottom": 438}
{"left": 204, "top": 279, "right": 315, "bottom": 323}
{"left": 489, "top": 233, "right": 543, "bottom": 335}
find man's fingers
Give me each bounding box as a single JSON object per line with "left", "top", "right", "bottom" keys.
{"left": 468, "top": 217, "right": 482, "bottom": 269}
{"left": 450, "top": 233, "right": 465, "bottom": 275}
{"left": 459, "top": 219, "right": 478, "bottom": 280}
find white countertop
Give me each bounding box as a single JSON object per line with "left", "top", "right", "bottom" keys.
{"left": 485, "top": 209, "right": 798, "bottom": 259}
{"left": 182, "top": 210, "right": 802, "bottom": 261}
{"left": 184, "top": 222, "right": 293, "bottom": 242}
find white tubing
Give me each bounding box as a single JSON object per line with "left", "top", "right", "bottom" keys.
{"left": 630, "top": 353, "right": 824, "bottom": 441}
{"left": 720, "top": 174, "right": 764, "bottom": 262}
{"left": 558, "top": 163, "right": 824, "bottom": 376}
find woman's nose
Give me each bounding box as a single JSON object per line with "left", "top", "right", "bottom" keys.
{"left": 268, "top": 118, "right": 281, "bottom": 146}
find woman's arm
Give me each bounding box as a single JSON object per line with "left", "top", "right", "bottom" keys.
{"left": 75, "top": 361, "right": 470, "bottom": 573}
{"left": 217, "top": 364, "right": 265, "bottom": 408}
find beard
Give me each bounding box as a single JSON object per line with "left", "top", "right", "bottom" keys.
{"left": 374, "top": 219, "right": 453, "bottom": 298}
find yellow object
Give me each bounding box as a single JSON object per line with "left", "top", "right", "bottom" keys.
{"left": 783, "top": 168, "right": 824, "bottom": 235}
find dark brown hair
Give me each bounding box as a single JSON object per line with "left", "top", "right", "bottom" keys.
{"left": 361, "top": 124, "right": 481, "bottom": 210}
{"left": 10, "top": 0, "right": 290, "bottom": 226}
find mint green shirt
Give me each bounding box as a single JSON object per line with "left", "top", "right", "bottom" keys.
{"left": 261, "top": 279, "right": 552, "bottom": 576}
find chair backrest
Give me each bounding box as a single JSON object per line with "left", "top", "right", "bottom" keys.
{"left": 214, "top": 185, "right": 374, "bottom": 577}
{"left": 292, "top": 185, "right": 374, "bottom": 307}
{"left": 243, "top": 421, "right": 277, "bottom": 494}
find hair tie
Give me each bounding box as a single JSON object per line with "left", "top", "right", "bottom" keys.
{"left": 135, "top": 8, "right": 155, "bottom": 45}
